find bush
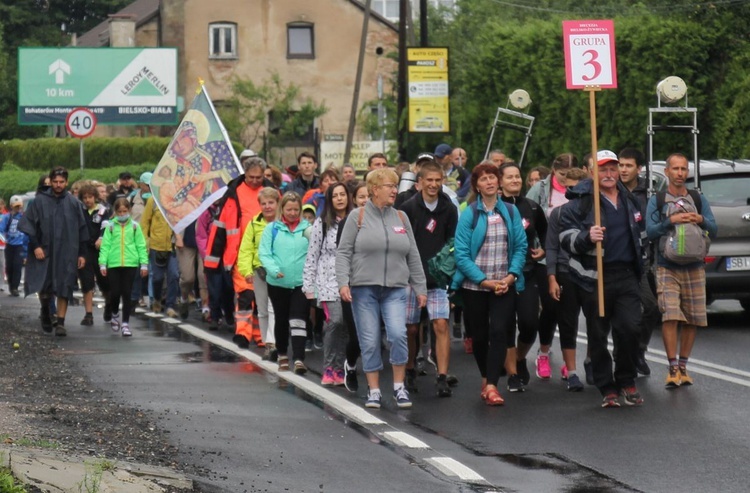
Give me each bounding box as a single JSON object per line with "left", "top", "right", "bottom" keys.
{"left": 0, "top": 164, "right": 156, "bottom": 203}
{"left": 0, "top": 137, "right": 172, "bottom": 171}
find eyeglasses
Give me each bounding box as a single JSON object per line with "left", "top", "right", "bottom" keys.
{"left": 379, "top": 183, "right": 397, "bottom": 189}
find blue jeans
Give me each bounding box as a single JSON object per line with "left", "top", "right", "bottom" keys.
{"left": 351, "top": 286, "right": 408, "bottom": 373}
{"left": 149, "top": 249, "right": 179, "bottom": 309}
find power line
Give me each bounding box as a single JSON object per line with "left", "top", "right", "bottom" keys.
{"left": 482, "top": 0, "right": 750, "bottom": 16}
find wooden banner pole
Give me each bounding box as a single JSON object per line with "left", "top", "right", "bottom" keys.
{"left": 585, "top": 85, "right": 605, "bottom": 317}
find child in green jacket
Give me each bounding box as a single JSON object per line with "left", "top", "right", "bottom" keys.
{"left": 98, "top": 198, "right": 149, "bottom": 336}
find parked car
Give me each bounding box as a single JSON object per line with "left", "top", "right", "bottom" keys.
{"left": 646, "top": 160, "right": 750, "bottom": 312}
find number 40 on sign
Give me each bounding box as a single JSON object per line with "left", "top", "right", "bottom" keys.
{"left": 563, "top": 20, "right": 617, "bottom": 90}
{"left": 65, "top": 107, "right": 97, "bottom": 138}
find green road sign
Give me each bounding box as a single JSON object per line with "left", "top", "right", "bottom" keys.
{"left": 18, "top": 47, "right": 178, "bottom": 125}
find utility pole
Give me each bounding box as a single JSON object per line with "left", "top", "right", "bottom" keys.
{"left": 397, "top": 0, "right": 408, "bottom": 161}
{"left": 344, "top": 0, "right": 372, "bottom": 164}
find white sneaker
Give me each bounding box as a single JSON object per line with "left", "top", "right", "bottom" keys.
{"left": 121, "top": 323, "right": 132, "bottom": 337}
{"left": 111, "top": 312, "right": 121, "bottom": 332}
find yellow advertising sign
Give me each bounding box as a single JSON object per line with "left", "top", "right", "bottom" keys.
{"left": 407, "top": 47, "right": 450, "bottom": 133}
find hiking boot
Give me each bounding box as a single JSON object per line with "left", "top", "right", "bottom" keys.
{"left": 536, "top": 352, "right": 551, "bottom": 379}
{"left": 366, "top": 389, "right": 381, "bottom": 409}
{"left": 584, "top": 359, "right": 594, "bottom": 386}
{"left": 567, "top": 374, "right": 584, "bottom": 392}
{"left": 54, "top": 323, "right": 67, "bottom": 337}
{"left": 507, "top": 373, "right": 525, "bottom": 393}
{"left": 436, "top": 375, "right": 452, "bottom": 398}
{"left": 516, "top": 358, "right": 530, "bottom": 386}
{"left": 293, "top": 360, "right": 307, "bottom": 375}
{"left": 601, "top": 393, "right": 621, "bottom": 408}
{"left": 620, "top": 386, "right": 644, "bottom": 406}
{"left": 111, "top": 312, "right": 121, "bottom": 332}
{"left": 665, "top": 366, "right": 681, "bottom": 388}
{"left": 321, "top": 367, "right": 335, "bottom": 386}
{"left": 678, "top": 367, "right": 693, "bottom": 386}
{"left": 344, "top": 362, "right": 358, "bottom": 393}
{"left": 635, "top": 350, "right": 651, "bottom": 376}
{"left": 404, "top": 368, "right": 418, "bottom": 393}
{"left": 393, "top": 387, "right": 412, "bottom": 409}
{"left": 80, "top": 313, "right": 94, "bottom": 326}
{"left": 121, "top": 323, "right": 132, "bottom": 337}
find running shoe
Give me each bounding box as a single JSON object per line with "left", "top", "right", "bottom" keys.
{"left": 507, "top": 374, "right": 525, "bottom": 393}
{"left": 415, "top": 356, "right": 427, "bottom": 376}
{"left": 54, "top": 323, "right": 67, "bottom": 337}
{"left": 517, "top": 358, "right": 530, "bottom": 386}
{"left": 121, "top": 323, "right": 132, "bottom": 337}
{"left": 620, "top": 386, "right": 644, "bottom": 406}
{"left": 321, "top": 367, "right": 335, "bottom": 386}
{"left": 366, "top": 389, "right": 382, "bottom": 409}
{"left": 678, "top": 366, "right": 693, "bottom": 386}
{"left": 601, "top": 393, "right": 621, "bottom": 408}
{"left": 536, "top": 352, "right": 551, "bottom": 379}
{"left": 333, "top": 369, "right": 345, "bottom": 386}
{"left": 394, "top": 387, "right": 412, "bottom": 409}
{"left": 665, "top": 366, "right": 681, "bottom": 388}
{"left": 436, "top": 375, "right": 452, "bottom": 397}
{"left": 80, "top": 313, "right": 93, "bottom": 326}
{"left": 111, "top": 312, "right": 121, "bottom": 332}
{"left": 304, "top": 339, "right": 313, "bottom": 352}
{"left": 567, "top": 374, "right": 584, "bottom": 392}
{"left": 344, "top": 362, "right": 358, "bottom": 392}
{"left": 635, "top": 350, "right": 651, "bottom": 376}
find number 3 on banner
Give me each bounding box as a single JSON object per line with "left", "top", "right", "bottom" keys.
{"left": 581, "top": 50, "right": 602, "bottom": 82}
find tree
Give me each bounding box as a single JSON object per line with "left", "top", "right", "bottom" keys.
{"left": 218, "top": 73, "right": 328, "bottom": 156}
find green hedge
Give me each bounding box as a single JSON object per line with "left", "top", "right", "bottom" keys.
{"left": 0, "top": 137, "right": 172, "bottom": 171}
{"left": 0, "top": 164, "right": 156, "bottom": 204}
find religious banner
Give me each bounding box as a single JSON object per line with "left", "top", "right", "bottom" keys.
{"left": 151, "top": 83, "right": 243, "bottom": 233}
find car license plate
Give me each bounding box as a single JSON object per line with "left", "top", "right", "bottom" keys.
{"left": 726, "top": 257, "right": 750, "bottom": 271}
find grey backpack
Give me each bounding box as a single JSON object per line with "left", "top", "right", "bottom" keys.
{"left": 658, "top": 191, "right": 710, "bottom": 264}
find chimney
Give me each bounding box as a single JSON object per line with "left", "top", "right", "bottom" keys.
{"left": 109, "top": 14, "right": 136, "bottom": 47}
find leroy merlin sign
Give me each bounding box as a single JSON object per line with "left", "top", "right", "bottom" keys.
{"left": 18, "top": 47, "right": 178, "bottom": 125}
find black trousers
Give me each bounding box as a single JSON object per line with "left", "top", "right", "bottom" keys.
{"left": 342, "top": 300, "right": 361, "bottom": 367}
{"left": 268, "top": 284, "right": 309, "bottom": 361}
{"left": 583, "top": 268, "right": 642, "bottom": 395}
{"left": 638, "top": 269, "right": 660, "bottom": 351}
{"left": 108, "top": 267, "right": 138, "bottom": 323}
{"left": 556, "top": 271, "right": 596, "bottom": 349}
{"left": 462, "top": 288, "right": 516, "bottom": 386}
{"left": 535, "top": 264, "right": 557, "bottom": 346}
{"left": 4, "top": 245, "right": 24, "bottom": 292}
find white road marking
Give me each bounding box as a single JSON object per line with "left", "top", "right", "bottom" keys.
{"left": 144, "top": 312, "right": 164, "bottom": 318}
{"left": 425, "top": 457, "right": 485, "bottom": 482}
{"left": 381, "top": 431, "right": 430, "bottom": 449}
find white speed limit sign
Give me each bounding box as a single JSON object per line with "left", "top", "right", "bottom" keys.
{"left": 65, "top": 107, "right": 97, "bottom": 138}
{"left": 563, "top": 20, "right": 618, "bottom": 90}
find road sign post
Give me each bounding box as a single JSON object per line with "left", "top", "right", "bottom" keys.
{"left": 563, "top": 20, "right": 618, "bottom": 317}
{"left": 66, "top": 107, "right": 97, "bottom": 171}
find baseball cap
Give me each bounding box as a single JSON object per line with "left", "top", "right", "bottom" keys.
{"left": 119, "top": 171, "right": 133, "bottom": 180}
{"left": 240, "top": 149, "right": 257, "bottom": 159}
{"left": 415, "top": 152, "right": 436, "bottom": 164}
{"left": 596, "top": 150, "right": 619, "bottom": 166}
{"left": 139, "top": 172, "right": 153, "bottom": 185}
{"left": 301, "top": 204, "right": 317, "bottom": 215}
{"left": 434, "top": 144, "right": 453, "bottom": 159}
{"left": 9, "top": 195, "right": 22, "bottom": 207}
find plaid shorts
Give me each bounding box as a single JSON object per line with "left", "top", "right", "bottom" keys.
{"left": 656, "top": 266, "right": 708, "bottom": 327}
{"left": 406, "top": 286, "right": 450, "bottom": 324}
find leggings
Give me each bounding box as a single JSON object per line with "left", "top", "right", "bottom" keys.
{"left": 108, "top": 267, "right": 138, "bottom": 323}
{"left": 514, "top": 267, "right": 540, "bottom": 347}
{"left": 535, "top": 263, "right": 557, "bottom": 347}
{"left": 461, "top": 288, "right": 516, "bottom": 386}
{"left": 268, "top": 284, "right": 309, "bottom": 361}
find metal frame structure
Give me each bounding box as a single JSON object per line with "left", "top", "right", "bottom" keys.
{"left": 483, "top": 105, "right": 535, "bottom": 168}
{"left": 647, "top": 91, "right": 700, "bottom": 193}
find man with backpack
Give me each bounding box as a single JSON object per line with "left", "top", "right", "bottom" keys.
{"left": 646, "top": 153, "right": 717, "bottom": 388}
{"left": 399, "top": 161, "right": 458, "bottom": 397}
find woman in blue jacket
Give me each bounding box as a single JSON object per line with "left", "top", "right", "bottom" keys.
{"left": 452, "top": 163, "right": 527, "bottom": 406}
{"left": 259, "top": 191, "right": 310, "bottom": 374}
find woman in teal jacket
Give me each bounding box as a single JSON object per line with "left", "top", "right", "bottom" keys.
{"left": 258, "top": 191, "right": 310, "bottom": 374}
{"left": 452, "top": 163, "right": 527, "bottom": 406}
{"left": 99, "top": 198, "right": 148, "bottom": 337}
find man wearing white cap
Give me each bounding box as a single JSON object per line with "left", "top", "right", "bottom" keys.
{"left": 558, "top": 150, "right": 647, "bottom": 408}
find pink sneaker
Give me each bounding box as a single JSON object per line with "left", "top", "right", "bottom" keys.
{"left": 333, "top": 368, "right": 345, "bottom": 386}
{"left": 560, "top": 364, "right": 569, "bottom": 380}
{"left": 536, "top": 352, "right": 551, "bottom": 379}
{"left": 321, "top": 367, "right": 335, "bottom": 386}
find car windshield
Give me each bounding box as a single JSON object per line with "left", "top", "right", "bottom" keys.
{"left": 695, "top": 175, "right": 750, "bottom": 207}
